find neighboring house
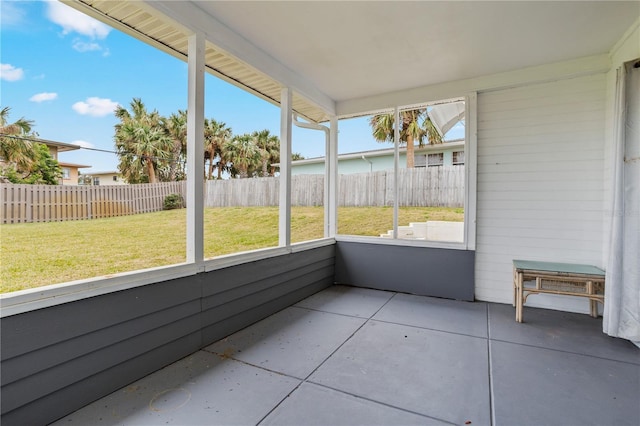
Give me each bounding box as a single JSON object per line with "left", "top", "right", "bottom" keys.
{"left": 0, "top": 137, "right": 81, "bottom": 165}
{"left": 37, "top": 138, "right": 82, "bottom": 161}
{"left": 59, "top": 162, "right": 91, "bottom": 185}
{"left": 0, "top": 137, "right": 89, "bottom": 184}
{"left": 288, "top": 102, "right": 465, "bottom": 175}
{"left": 79, "top": 171, "right": 126, "bottom": 185}
{"left": 33, "top": 139, "right": 90, "bottom": 185}
{"left": 289, "top": 140, "right": 464, "bottom": 175}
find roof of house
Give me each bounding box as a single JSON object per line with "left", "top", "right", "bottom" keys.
{"left": 81, "top": 171, "right": 121, "bottom": 176}
{"left": 0, "top": 136, "right": 82, "bottom": 153}
{"left": 37, "top": 138, "right": 82, "bottom": 153}
{"left": 277, "top": 139, "right": 465, "bottom": 167}
{"left": 58, "top": 162, "right": 91, "bottom": 168}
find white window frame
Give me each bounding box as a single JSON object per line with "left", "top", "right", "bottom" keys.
{"left": 336, "top": 94, "right": 477, "bottom": 252}
{"left": 453, "top": 151, "right": 465, "bottom": 165}
{"left": 414, "top": 154, "right": 427, "bottom": 168}
{"left": 427, "top": 153, "right": 444, "bottom": 167}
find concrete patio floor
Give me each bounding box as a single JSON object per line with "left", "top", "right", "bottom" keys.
{"left": 53, "top": 285, "right": 639, "bottom": 426}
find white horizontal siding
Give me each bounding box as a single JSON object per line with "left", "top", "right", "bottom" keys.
{"left": 475, "top": 73, "right": 606, "bottom": 312}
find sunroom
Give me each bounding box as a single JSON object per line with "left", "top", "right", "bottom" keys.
{"left": 1, "top": 1, "right": 639, "bottom": 425}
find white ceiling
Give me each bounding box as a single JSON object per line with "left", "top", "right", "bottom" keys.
{"left": 197, "top": 1, "right": 639, "bottom": 102}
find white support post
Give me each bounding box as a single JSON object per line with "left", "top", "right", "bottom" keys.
{"left": 393, "top": 106, "right": 400, "bottom": 239}
{"left": 323, "top": 121, "right": 330, "bottom": 238}
{"left": 328, "top": 116, "right": 338, "bottom": 237}
{"left": 279, "top": 87, "right": 292, "bottom": 247}
{"left": 464, "top": 92, "right": 478, "bottom": 250}
{"left": 186, "top": 32, "right": 205, "bottom": 266}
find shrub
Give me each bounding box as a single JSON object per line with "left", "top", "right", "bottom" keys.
{"left": 163, "top": 193, "right": 184, "bottom": 210}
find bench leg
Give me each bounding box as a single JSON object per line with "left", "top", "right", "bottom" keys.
{"left": 513, "top": 272, "right": 518, "bottom": 320}
{"left": 516, "top": 273, "right": 524, "bottom": 322}
{"left": 513, "top": 268, "right": 517, "bottom": 307}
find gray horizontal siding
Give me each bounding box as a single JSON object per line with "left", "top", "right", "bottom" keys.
{"left": 202, "top": 246, "right": 335, "bottom": 343}
{"left": 0, "top": 245, "right": 335, "bottom": 426}
{"left": 2, "top": 332, "right": 202, "bottom": 426}
{"left": 335, "top": 241, "right": 475, "bottom": 301}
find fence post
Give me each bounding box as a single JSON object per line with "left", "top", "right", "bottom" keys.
{"left": 25, "top": 184, "right": 32, "bottom": 223}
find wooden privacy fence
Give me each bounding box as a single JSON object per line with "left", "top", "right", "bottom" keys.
{"left": 204, "top": 167, "right": 464, "bottom": 208}
{"left": 204, "top": 174, "right": 326, "bottom": 207}
{"left": 1, "top": 182, "right": 186, "bottom": 224}
{"left": 1, "top": 167, "right": 463, "bottom": 223}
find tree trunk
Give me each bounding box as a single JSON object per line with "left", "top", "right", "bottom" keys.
{"left": 168, "top": 142, "right": 181, "bottom": 181}
{"left": 217, "top": 160, "right": 224, "bottom": 179}
{"left": 146, "top": 158, "right": 157, "bottom": 183}
{"left": 207, "top": 147, "right": 215, "bottom": 180}
{"left": 406, "top": 135, "right": 415, "bottom": 168}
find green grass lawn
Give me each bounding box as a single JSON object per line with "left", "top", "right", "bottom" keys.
{"left": 1, "top": 206, "right": 463, "bottom": 293}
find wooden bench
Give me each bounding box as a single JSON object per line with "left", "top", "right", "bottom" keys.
{"left": 513, "top": 260, "right": 605, "bottom": 322}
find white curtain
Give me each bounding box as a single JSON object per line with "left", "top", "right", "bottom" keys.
{"left": 603, "top": 61, "right": 640, "bottom": 345}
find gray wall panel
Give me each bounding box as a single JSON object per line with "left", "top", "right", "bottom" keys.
{"left": 1, "top": 245, "right": 335, "bottom": 426}
{"left": 202, "top": 278, "right": 333, "bottom": 344}
{"left": 1, "top": 300, "right": 200, "bottom": 386}
{"left": 335, "top": 241, "right": 475, "bottom": 301}
{"left": 202, "top": 267, "right": 334, "bottom": 328}
{"left": 203, "top": 259, "right": 334, "bottom": 310}
{"left": 204, "top": 245, "right": 334, "bottom": 296}
{"left": 1, "top": 275, "right": 201, "bottom": 360}
{"left": 2, "top": 314, "right": 201, "bottom": 414}
{"left": 2, "top": 332, "right": 201, "bottom": 426}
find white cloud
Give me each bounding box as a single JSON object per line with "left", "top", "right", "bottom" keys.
{"left": 72, "top": 40, "right": 102, "bottom": 53}
{"left": 1, "top": 2, "right": 27, "bottom": 27}
{"left": 29, "top": 92, "right": 58, "bottom": 103}
{"left": 47, "top": 1, "right": 111, "bottom": 39}
{"left": 71, "top": 140, "right": 94, "bottom": 149}
{"left": 0, "top": 63, "right": 25, "bottom": 81}
{"left": 72, "top": 97, "right": 119, "bottom": 117}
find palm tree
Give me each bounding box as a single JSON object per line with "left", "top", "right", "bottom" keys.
{"left": 204, "top": 118, "right": 232, "bottom": 180}
{"left": 114, "top": 98, "right": 172, "bottom": 183}
{"left": 164, "top": 110, "right": 187, "bottom": 181}
{"left": 0, "top": 107, "right": 36, "bottom": 172}
{"left": 252, "top": 129, "right": 280, "bottom": 177}
{"left": 369, "top": 109, "right": 442, "bottom": 168}
{"left": 223, "top": 134, "right": 261, "bottom": 178}
{"left": 423, "top": 114, "right": 443, "bottom": 145}
{"left": 0, "top": 107, "right": 33, "bottom": 135}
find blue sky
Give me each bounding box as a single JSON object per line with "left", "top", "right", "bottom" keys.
{"left": 1, "top": 0, "right": 462, "bottom": 174}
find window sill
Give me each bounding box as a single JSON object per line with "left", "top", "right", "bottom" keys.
{"left": 335, "top": 234, "right": 469, "bottom": 250}
{"left": 0, "top": 263, "right": 198, "bottom": 318}
{"left": 203, "top": 238, "right": 335, "bottom": 272}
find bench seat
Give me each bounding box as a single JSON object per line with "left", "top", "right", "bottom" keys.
{"left": 512, "top": 260, "right": 605, "bottom": 323}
